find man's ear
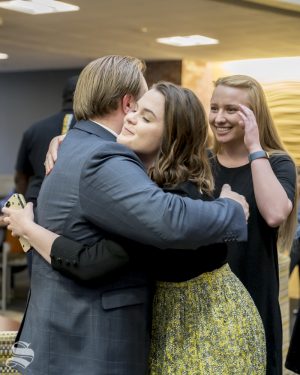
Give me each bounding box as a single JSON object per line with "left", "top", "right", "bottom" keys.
{"left": 122, "top": 94, "right": 135, "bottom": 114}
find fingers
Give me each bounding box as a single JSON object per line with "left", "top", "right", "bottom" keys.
{"left": 1, "top": 206, "right": 20, "bottom": 216}
{"left": 44, "top": 157, "right": 53, "bottom": 176}
{"left": 44, "top": 135, "right": 64, "bottom": 175}
{"left": 219, "top": 187, "right": 249, "bottom": 222}
{"left": 238, "top": 104, "right": 254, "bottom": 123}
{"left": 7, "top": 224, "right": 16, "bottom": 236}
{"left": 2, "top": 203, "right": 34, "bottom": 222}
{"left": 220, "top": 184, "right": 232, "bottom": 199}
{"left": 24, "top": 202, "right": 34, "bottom": 216}
{"left": 2, "top": 206, "right": 11, "bottom": 215}
{"left": 1, "top": 209, "right": 16, "bottom": 225}
{"left": 2, "top": 215, "right": 11, "bottom": 229}
{"left": 57, "top": 134, "right": 66, "bottom": 145}
{"left": 238, "top": 104, "right": 261, "bottom": 153}
{"left": 44, "top": 134, "right": 66, "bottom": 174}
{"left": 0, "top": 214, "right": 8, "bottom": 228}
{"left": 24, "top": 203, "right": 35, "bottom": 221}
{"left": 235, "top": 196, "right": 249, "bottom": 222}
{"left": 238, "top": 104, "right": 253, "bottom": 116}
{"left": 1, "top": 206, "right": 31, "bottom": 239}
{"left": 243, "top": 201, "right": 250, "bottom": 222}
{"left": 240, "top": 197, "right": 249, "bottom": 221}
{"left": 221, "top": 183, "right": 231, "bottom": 191}
{"left": 44, "top": 151, "right": 56, "bottom": 175}
{"left": 26, "top": 202, "right": 33, "bottom": 209}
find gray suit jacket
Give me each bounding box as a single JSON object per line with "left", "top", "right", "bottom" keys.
{"left": 16, "top": 120, "right": 247, "bottom": 375}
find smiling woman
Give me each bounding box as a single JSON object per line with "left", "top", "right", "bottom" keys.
{"left": 209, "top": 74, "right": 297, "bottom": 375}
{"left": 209, "top": 85, "right": 253, "bottom": 164}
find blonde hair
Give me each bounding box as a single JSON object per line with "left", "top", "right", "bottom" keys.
{"left": 74, "top": 55, "right": 146, "bottom": 120}
{"left": 148, "top": 82, "right": 214, "bottom": 195}
{"left": 212, "top": 74, "right": 297, "bottom": 251}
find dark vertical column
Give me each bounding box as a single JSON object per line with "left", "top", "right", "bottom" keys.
{"left": 145, "top": 60, "right": 182, "bottom": 87}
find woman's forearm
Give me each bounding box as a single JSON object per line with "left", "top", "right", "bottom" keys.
{"left": 3, "top": 203, "right": 130, "bottom": 279}
{"left": 2, "top": 203, "right": 59, "bottom": 263}
{"left": 251, "top": 159, "right": 293, "bottom": 227}
{"left": 19, "top": 221, "right": 59, "bottom": 263}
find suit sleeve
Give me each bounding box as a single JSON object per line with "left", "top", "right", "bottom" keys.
{"left": 79, "top": 143, "right": 247, "bottom": 249}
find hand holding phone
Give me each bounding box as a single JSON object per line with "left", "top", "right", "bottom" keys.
{"left": 5, "top": 194, "right": 31, "bottom": 252}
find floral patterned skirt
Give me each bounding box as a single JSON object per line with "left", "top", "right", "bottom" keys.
{"left": 149, "top": 263, "right": 266, "bottom": 375}
{"left": 0, "top": 331, "right": 20, "bottom": 374}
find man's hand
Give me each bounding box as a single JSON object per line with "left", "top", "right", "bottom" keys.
{"left": 220, "top": 184, "right": 249, "bottom": 221}
{"left": 44, "top": 134, "right": 66, "bottom": 175}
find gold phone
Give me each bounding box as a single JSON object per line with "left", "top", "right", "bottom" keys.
{"left": 5, "top": 193, "right": 31, "bottom": 252}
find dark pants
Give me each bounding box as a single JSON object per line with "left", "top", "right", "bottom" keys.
{"left": 286, "top": 308, "right": 300, "bottom": 374}
{"left": 286, "top": 238, "right": 300, "bottom": 373}
{"left": 290, "top": 238, "right": 300, "bottom": 278}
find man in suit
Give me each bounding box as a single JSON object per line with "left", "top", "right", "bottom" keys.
{"left": 15, "top": 55, "right": 248, "bottom": 375}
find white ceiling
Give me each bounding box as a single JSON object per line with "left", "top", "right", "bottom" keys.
{"left": 0, "top": 0, "right": 300, "bottom": 72}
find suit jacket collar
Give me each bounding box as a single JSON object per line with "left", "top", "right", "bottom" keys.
{"left": 74, "top": 120, "right": 116, "bottom": 141}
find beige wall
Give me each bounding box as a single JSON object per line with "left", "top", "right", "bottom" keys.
{"left": 181, "top": 60, "right": 213, "bottom": 114}
{"left": 264, "top": 81, "right": 300, "bottom": 166}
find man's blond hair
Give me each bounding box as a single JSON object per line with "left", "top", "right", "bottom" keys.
{"left": 74, "top": 55, "right": 146, "bottom": 120}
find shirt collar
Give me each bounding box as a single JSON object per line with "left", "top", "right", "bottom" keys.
{"left": 90, "top": 120, "right": 119, "bottom": 137}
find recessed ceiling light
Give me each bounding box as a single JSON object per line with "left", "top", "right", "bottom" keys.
{"left": 0, "top": 0, "right": 79, "bottom": 15}
{"left": 156, "top": 35, "right": 219, "bottom": 47}
{"left": 221, "top": 56, "right": 300, "bottom": 82}
{"left": 247, "top": 0, "right": 300, "bottom": 11}
{"left": 279, "top": 0, "right": 300, "bottom": 4}
{"left": 0, "top": 52, "right": 9, "bottom": 59}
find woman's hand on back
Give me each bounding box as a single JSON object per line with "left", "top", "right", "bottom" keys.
{"left": 44, "top": 134, "right": 66, "bottom": 175}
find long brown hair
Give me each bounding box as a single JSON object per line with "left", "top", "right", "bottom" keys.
{"left": 148, "top": 82, "right": 214, "bottom": 195}
{"left": 212, "top": 75, "right": 297, "bottom": 251}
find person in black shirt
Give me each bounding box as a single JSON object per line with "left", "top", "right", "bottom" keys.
{"left": 285, "top": 168, "right": 300, "bottom": 374}
{"left": 13, "top": 76, "right": 78, "bottom": 275}
{"left": 15, "top": 75, "right": 78, "bottom": 206}
{"left": 3, "top": 82, "right": 265, "bottom": 374}
{"left": 209, "top": 75, "right": 297, "bottom": 375}
{"left": 286, "top": 308, "right": 300, "bottom": 374}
